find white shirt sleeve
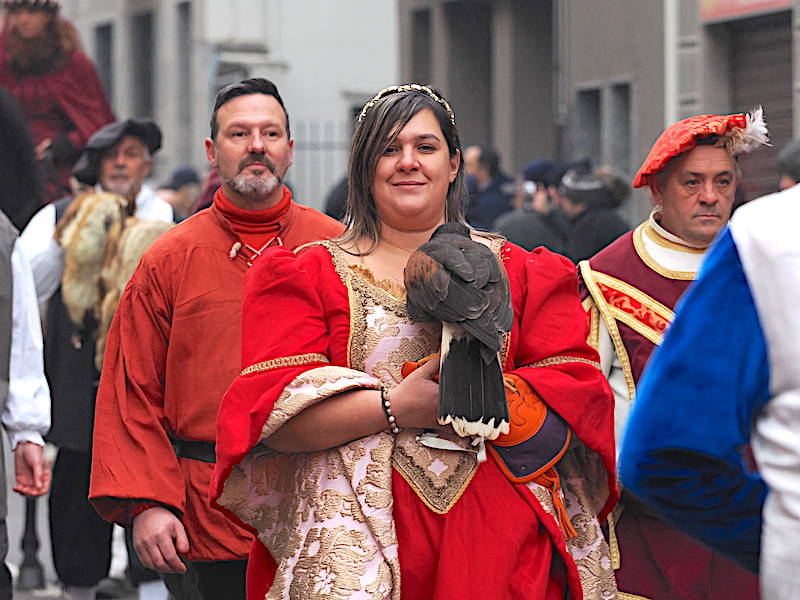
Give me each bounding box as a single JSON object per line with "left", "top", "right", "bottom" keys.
{"left": 17, "top": 202, "right": 64, "bottom": 304}
{"left": 596, "top": 318, "right": 632, "bottom": 447}
{"left": 3, "top": 241, "right": 51, "bottom": 449}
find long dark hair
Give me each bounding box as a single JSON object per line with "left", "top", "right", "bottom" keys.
{"left": 337, "top": 86, "right": 466, "bottom": 252}
{"left": 0, "top": 88, "right": 43, "bottom": 230}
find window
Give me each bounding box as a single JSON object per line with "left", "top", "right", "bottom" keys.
{"left": 94, "top": 23, "right": 113, "bottom": 100}
{"left": 131, "top": 12, "right": 154, "bottom": 117}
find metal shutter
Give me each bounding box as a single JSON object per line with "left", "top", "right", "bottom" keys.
{"left": 730, "top": 10, "right": 792, "bottom": 201}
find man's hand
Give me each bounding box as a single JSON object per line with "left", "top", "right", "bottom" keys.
{"left": 35, "top": 138, "right": 52, "bottom": 161}
{"left": 132, "top": 507, "right": 190, "bottom": 573}
{"left": 13, "top": 442, "right": 51, "bottom": 496}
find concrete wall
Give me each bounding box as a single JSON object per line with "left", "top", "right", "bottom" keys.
{"left": 564, "top": 0, "right": 665, "bottom": 221}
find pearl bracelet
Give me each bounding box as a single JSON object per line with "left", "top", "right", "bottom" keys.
{"left": 380, "top": 386, "right": 401, "bottom": 434}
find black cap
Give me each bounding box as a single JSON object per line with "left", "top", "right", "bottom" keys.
{"left": 561, "top": 168, "right": 629, "bottom": 209}
{"left": 73, "top": 119, "right": 162, "bottom": 186}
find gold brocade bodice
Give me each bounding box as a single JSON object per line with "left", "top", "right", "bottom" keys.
{"left": 324, "top": 242, "right": 482, "bottom": 514}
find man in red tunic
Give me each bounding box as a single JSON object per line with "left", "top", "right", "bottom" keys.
{"left": 0, "top": 0, "right": 115, "bottom": 202}
{"left": 89, "top": 78, "right": 343, "bottom": 600}
{"left": 580, "top": 110, "right": 768, "bottom": 599}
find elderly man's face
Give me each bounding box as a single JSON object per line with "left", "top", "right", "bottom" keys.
{"left": 99, "top": 136, "right": 152, "bottom": 197}
{"left": 652, "top": 145, "right": 737, "bottom": 246}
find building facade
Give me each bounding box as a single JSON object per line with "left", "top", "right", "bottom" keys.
{"left": 398, "top": 0, "right": 799, "bottom": 220}
{"left": 62, "top": 0, "right": 399, "bottom": 210}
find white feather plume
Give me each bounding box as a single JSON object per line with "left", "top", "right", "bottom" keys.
{"left": 722, "top": 106, "right": 770, "bottom": 155}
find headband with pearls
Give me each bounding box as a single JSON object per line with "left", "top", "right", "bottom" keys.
{"left": 357, "top": 84, "right": 456, "bottom": 127}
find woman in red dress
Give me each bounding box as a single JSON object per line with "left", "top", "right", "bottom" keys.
{"left": 212, "top": 85, "right": 618, "bottom": 600}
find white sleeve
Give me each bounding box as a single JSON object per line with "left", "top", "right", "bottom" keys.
{"left": 17, "top": 203, "right": 64, "bottom": 304}
{"left": 596, "top": 318, "right": 631, "bottom": 445}
{"left": 3, "top": 241, "right": 51, "bottom": 449}
{"left": 756, "top": 391, "right": 800, "bottom": 599}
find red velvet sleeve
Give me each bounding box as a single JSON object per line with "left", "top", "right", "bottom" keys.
{"left": 211, "top": 246, "right": 336, "bottom": 510}
{"left": 504, "top": 243, "right": 618, "bottom": 519}
{"left": 48, "top": 51, "right": 115, "bottom": 149}
{"left": 89, "top": 257, "right": 183, "bottom": 527}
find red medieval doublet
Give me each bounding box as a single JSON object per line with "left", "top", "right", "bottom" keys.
{"left": 212, "top": 237, "right": 619, "bottom": 599}
{"left": 580, "top": 224, "right": 760, "bottom": 600}
{"left": 89, "top": 188, "right": 343, "bottom": 562}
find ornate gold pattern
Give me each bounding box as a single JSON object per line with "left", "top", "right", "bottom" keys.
{"left": 633, "top": 223, "right": 697, "bottom": 281}
{"left": 220, "top": 236, "right": 617, "bottom": 599}
{"left": 590, "top": 271, "right": 676, "bottom": 322}
{"left": 392, "top": 430, "right": 478, "bottom": 514}
{"left": 523, "top": 355, "right": 601, "bottom": 370}
{"left": 579, "top": 261, "right": 637, "bottom": 403}
{"left": 240, "top": 353, "right": 329, "bottom": 376}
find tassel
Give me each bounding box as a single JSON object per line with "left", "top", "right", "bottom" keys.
{"left": 229, "top": 241, "right": 242, "bottom": 259}
{"left": 535, "top": 467, "right": 578, "bottom": 540}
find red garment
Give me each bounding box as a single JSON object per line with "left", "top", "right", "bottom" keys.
{"left": 212, "top": 240, "right": 617, "bottom": 597}
{"left": 582, "top": 232, "right": 760, "bottom": 599}
{"left": 89, "top": 188, "right": 343, "bottom": 561}
{"left": 214, "top": 187, "right": 289, "bottom": 250}
{"left": 0, "top": 34, "right": 115, "bottom": 201}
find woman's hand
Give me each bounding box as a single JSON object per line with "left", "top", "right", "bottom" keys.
{"left": 390, "top": 354, "right": 442, "bottom": 429}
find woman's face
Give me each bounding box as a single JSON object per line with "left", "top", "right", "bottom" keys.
{"left": 8, "top": 8, "right": 52, "bottom": 39}
{"left": 372, "top": 108, "right": 460, "bottom": 232}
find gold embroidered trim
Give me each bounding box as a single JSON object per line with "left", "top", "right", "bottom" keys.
{"left": 633, "top": 223, "right": 697, "bottom": 281}
{"left": 608, "top": 306, "right": 664, "bottom": 346}
{"left": 523, "top": 356, "right": 601, "bottom": 370}
{"left": 643, "top": 221, "right": 706, "bottom": 254}
{"left": 590, "top": 271, "right": 676, "bottom": 322}
{"left": 608, "top": 503, "right": 624, "bottom": 570}
{"left": 579, "top": 261, "right": 637, "bottom": 403}
{"left": 588, "top": 303, "right": 601, "bottom": 351}
{"left": 240, "top": 353, "right": 329, "bottom": 376}
{"left": 391, "top": 452, "right": 478, "bottom": 515}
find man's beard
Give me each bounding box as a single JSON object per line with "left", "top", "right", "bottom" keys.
{"left": 225, "top": 154, "right": 283, "bottom": 200}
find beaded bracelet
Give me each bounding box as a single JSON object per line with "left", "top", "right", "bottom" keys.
{"left": 380, "top": 386, "right": 401, "bottom": 434}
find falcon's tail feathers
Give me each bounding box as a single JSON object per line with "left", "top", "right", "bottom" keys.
{"left": 439, "top": 326, "right": 509, "bottom": 440}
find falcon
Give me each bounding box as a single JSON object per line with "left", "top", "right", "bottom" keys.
{"left": 404, "top": 222, "right": 513, "bottom": 440}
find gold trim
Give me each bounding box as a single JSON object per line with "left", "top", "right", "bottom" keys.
{"left": 391, "top": 450, "right": 478, "bottom": 515}
{"left": 240, "top": 353, "right": 329, "bottom": 376}
{"left": 633, "top": 223, "right": 697, "bottom": 281}
{"left": 608, "top": 503, "right": 624, "bottom": 570}
{"left": 618, "top": 593, "right": 651, "bottom": 600}
{"left": 608, "top": 306, "right": 663, "bottom": 346}
{"left": 578, "top": 261, "right": 637, "bottom": 403}
{"left": 590, "top": 271, "right": 675, "bottom": 322}
{"left": 643, "top": 221, "right": 705, "bottom": 254}
{"left": 523, "top": 356, "right": 601, "bottom": 370}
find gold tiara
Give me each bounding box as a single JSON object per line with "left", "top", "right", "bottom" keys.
{"left": 357, "top": 84, "right": 456, "bottom": 127}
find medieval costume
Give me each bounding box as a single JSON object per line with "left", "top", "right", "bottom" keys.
{"left": 0, "top": 209, "right": 50, "bottom": 599}
{"left": 89, "top": 187, "right": 343, "bottom": 594}
{"left": 211, "top": 235, "right": 619, "bottom": 599}
{"left": 580, "top": 111, "right": 767, "bottom": 599}
{"left": 0, "top": 1, "right": 115, "bottom": 202}
{"left": 620, "top": 185, "right": 800, "bottom": 600}
{"left": 17, "top": 120, "right": 173, "bottom": 595}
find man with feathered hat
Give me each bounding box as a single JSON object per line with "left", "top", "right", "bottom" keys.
{"left": 579, "top": 109, "right": 768, "bottom": 599}
{"left": 0, "top": 0, "right": 115, "bottom": 202}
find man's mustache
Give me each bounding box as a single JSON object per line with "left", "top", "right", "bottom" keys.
{"left": 238, "top": 154, "right": 276, "bottom": 173}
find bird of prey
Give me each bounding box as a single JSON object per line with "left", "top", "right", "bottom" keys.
{"left": 404, "top": 223, "right": 514, "bottom": 440}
